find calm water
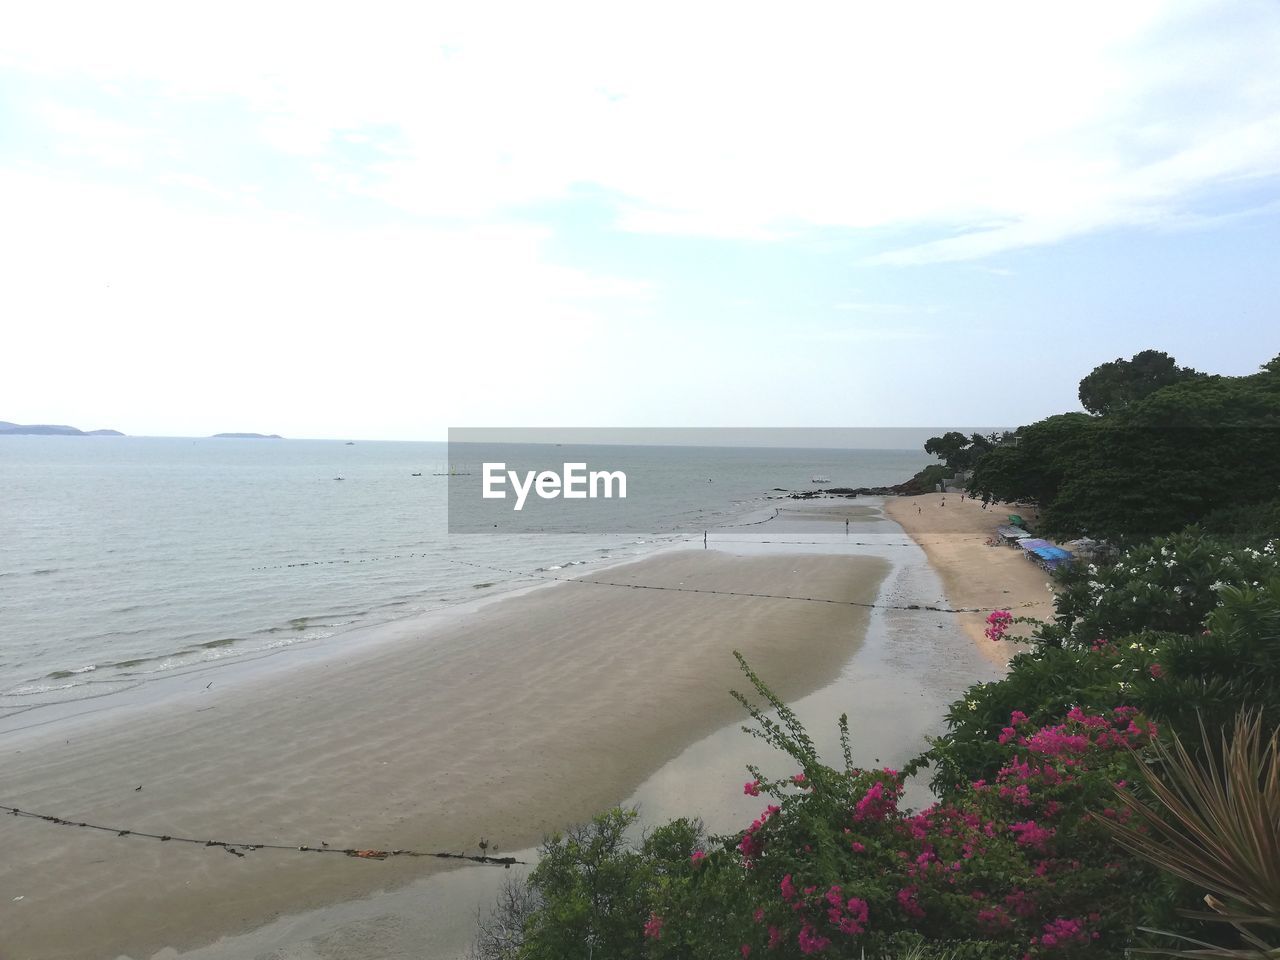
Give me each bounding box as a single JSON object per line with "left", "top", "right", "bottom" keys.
{"left": 0, "top": 437, "right": 929, "bottom": 714}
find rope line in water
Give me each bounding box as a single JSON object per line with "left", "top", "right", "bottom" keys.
{"left": 0, "top": 804, "right": 523, "bottom": 867}
{"left": 449, "top": 559, "right": 1011, "bottom": 615}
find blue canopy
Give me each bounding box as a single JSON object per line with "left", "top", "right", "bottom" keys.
{"left": 1029, "top": 545, "right": 1073, "bottom": 568}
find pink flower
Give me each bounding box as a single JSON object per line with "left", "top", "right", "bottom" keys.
{"left": 1040, "top": 917, "right": 1089, "bottom": 948}
{"left": 643, "top": 912, "right": 663, "bottom": 939}
{"left": 853, "top": 778, "right": 901, "bottom": 822}
{"left": 690, "top": 849, "right": 706, "bottom": 865}
{"left": 797, "top": 924, "right": 830, "bottom": 954}
{"left": 1009, "top": 820, "right": 1056, "bottom": 851}
{"left": 896, "top": 885, "right": 925, "bottom": 918}
{"left": 985, "top": 609, "right": 1014, "bottom": 641}
{"left": 780, "top": 874, "right": 797, "bottom": 901}
{"left": 850, "top": 841, "right": 866, "bottom": 853}
{"left": 740, "top": 945, "right": 752, "bottom": 958}
{"left": 1149, "top": 662, "right": 1164, "bottom": 679}
{"left": 791, "top": 773, "right": 808, "bottom": 786}
{"left": 744, "top": 780, "right": 761, "bottom": 796}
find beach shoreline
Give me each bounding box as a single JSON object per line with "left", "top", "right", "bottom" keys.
{"left": 0, "top": 494, "right": 1039, "bottom": 960}
{"left": 1, "top": 506, "right": 893, "bottom": 960}
{"left": 884, "top": 492, "right": 1050, "bottom": 663}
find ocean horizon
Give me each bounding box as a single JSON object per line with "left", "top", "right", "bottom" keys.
{"left": 0, "top": 436, "right": 930, "bottom": 716}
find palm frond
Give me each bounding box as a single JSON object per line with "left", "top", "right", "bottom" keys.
{"left": 1100, "top": 711, "right": 1280, "bottom": 957}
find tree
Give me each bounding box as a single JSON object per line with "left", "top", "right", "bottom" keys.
{"left": 966, "top": 414, "right": 1093, "bottom": 510}
{"left": 923, "top": 431, "right": 996, "bottom": 473}
{"left": 970, "top": 355, "right": 1280, "bottom": 541}
{"left": 1077, "top": 350, "right": 1204, "bottom": 417}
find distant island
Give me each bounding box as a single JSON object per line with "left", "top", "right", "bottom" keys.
{"left": 210, "top": 432, "right": 284, "bottom": 439}
{"left": 0, "top": 421, "right": 124, "bottom": 437}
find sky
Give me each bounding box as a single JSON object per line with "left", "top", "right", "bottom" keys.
{"left": 1, "top": 1, "right": 1278, "bottom": 440}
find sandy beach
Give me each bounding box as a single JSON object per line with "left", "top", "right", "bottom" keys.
{"left": 0, "top": 495, "right": 1050, "bottom": 960}
{"left": 1, "top": 540, "right": 890, "bottom": 960}
{"left": 885, "top": 493, "right": 1051, "bottom": 661}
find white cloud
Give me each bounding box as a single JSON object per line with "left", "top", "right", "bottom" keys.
{"left": 3, "top": 0, "right": 1278, "bottom": 263}
{"left": 0, "top": 169, "right": 648, "bottom": 437}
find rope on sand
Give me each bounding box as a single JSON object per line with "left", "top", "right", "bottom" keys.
{"left": 0, "top": 804, "right": 523, "bottom": 867}
{"left": 449, "top": 559, "right": 1005, "bottom": 615}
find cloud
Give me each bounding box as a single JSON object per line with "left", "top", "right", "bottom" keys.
{"left": 0, "top": 168, "right": 648, "bottom": 436}
{"left": 2, "top": 0, "right": 1279, "bottom": 267}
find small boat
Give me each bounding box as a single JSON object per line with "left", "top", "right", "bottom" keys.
{"left": 411, "top": 472, "right": 422, "bottom": 477}
{"left": 810, "top": 476, "right": 831, "bottom": 484}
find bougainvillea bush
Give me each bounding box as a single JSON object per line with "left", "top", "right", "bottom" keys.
{"left": 637, "top": 661, "right": 1172, "bottom": 960}
{"left": 926, "top": 536, "right": 1280, "bottom": 792}
{"left": 483, "top": 662, "right": 1176, "bottom": 960}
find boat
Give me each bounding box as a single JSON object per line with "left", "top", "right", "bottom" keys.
{"left": 810, "top": 476, "right": 831, "bottom": 483}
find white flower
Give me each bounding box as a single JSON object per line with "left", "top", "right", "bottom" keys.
{"left": 1211, "top": 580, "right": 1227, "bottom": 591}
{"left": 1173, "top": 586, "right": 1183, "bottom": 595}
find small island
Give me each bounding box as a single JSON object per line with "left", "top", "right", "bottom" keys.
{"left": 0, "top": 420, "right": 124, "bottom": 436}
{"left": 210, "top": 433, "right": 284, "bottom": 439}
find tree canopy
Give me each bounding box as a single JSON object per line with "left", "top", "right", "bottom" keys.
{"left": 922, "top": 431, "right": 999, "bottom": 473}
{"left": 967, "top": 354, "right": 1280, "bottom": 542}
{"left": 1077, "top": 349, "right": 1204, "bottom": 416}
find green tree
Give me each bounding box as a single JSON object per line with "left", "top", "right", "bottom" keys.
{"left": 966, "top": 414, "right": 1092, "bottom": 510}
{"left": 969, "top": 357, "right": 1280, "bottom": 541}
{"left": 1077, "top": 349, "right": 1204, "bottom": 417}
{"left": 923, "top": 431, "right": 997, "bottom": 474}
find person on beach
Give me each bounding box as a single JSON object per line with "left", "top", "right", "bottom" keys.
{"left": 845, "top": 519, "right": 849, "bottom": 534}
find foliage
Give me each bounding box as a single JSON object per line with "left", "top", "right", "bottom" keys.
{"left": 649, "top": 663, "right": 1170, "bottom": 958}
{"left": 1040, "top": 534, "right": 1279, "bottom": 646}
{"left": 1192, "top": 499, "right": 1280, "bottom": 548}
{"left": 1102, "top": 712, "right": 1280, "bottom": 958}
{"left": 923, "top": 432, "right": 1001, "bottom": 475}
{"left": 1077, "top": 350, "right": 1204, "bottom": 417}
{"left": 967, "top": 355, "right": 1280, "bottom": 542}
{"left": 470, "top": 877, "right": 538, "bottom": 960}
{"left": 514, "top": 809, "right": 706, "bottom": 960}
{"left": 926, "top": 536, "right": 1280, "bottom": 792}
{"left": 967, "top": 414, "right": 1092, "bottom": 514}
{"left": 486, "top": 656, "right": 1188, "bottom": 959}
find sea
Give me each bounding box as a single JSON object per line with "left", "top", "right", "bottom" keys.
{"left": 0, "top": 437, "right": 930, "bottom": 720}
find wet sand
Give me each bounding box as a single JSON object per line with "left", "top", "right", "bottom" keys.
{"left": 0, "top": 547, "right": 888, "bottom": 960}
{"left": 884, "top": 492, "right": 1050, "bottom": 662}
